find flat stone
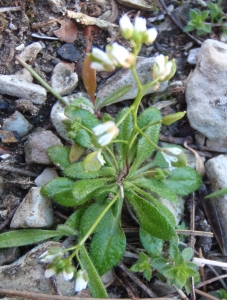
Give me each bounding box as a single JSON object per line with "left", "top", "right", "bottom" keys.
{"left": 205, "top": 155, "right": 227, "bottom": 254}
{"left": 0, "top": 242, "right": 75, "bottom": 296}
{"left": 186, "top": 39, "right": 227, "bottom": 144}
{"left": 0, "top": 75, "right": 46, "bottom": 104}
{"left": 10, "top": 187, "right": 54, "bottom": 228}
{"left": 187, "top": 48, "right": 200, "bottom": 65}
{"left": 96, "top": 57, "right": 168, "bottom": 107}
{"left": 16, "top": 42, "right": 42, "bottom": 64}
{"left": 3, "top": 111, "right": 33, "bottom": 137}
{"left": 25, "top": 128, "right": 63, "bottom": 164}
{"left": 34, "top": 168, "right": 58, "bottom": 187}
{"left": 117, "top": 0, "right": 155, "bottom": 10}
{"left": 57, "top": 44, "right": 81, "bottom": 62}
{"left": 51, "top": 62, "right": 78, "bottom": 96}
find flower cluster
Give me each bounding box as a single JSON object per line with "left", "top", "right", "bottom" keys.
{"left": 119, "top": 15, "right": 157, "bottom": 44}
{"left": 39, "top": 247, "right": 88, "bottom": 293}
{"left": 90, "top": 43, "right": 135, "bottom": 72}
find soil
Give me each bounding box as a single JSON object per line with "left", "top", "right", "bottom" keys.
{"left": 0, "top": 0, "right": 226, "bottom": 299}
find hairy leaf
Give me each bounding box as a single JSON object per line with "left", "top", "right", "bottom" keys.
{"left": 126, "top": 191, "right": 176, "bottom": 240}
{"left": 74, "top": 128, "right": 91, "bottom": 148}
{"left": 139, "top": 228, "right": 163, "bottom": 258}
{"left": 65, "top": 208, "right": 85, "bottom": 229}
{"left": 41, "top": 177, "right": 74, "bottom": 198}
{"left": 164, "top": 167, "right": 202, "bottom": 196}
{"left": 80, "top": 245, "right": 108, "bottom": 298}
{"left": 47, "top": 146, "right": 70, "bottom": 170}
{"left": 53, "top": 189, "right": 78, "bottom": 206}
{"left": 0, "top": 229, "right": 60, "bottom": 248}
{"left": 64, "top": 107, "right": 99, "bottom": 130}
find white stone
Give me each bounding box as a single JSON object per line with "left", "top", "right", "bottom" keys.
{"left": 51, "top": 93, "right": 93, "bottom": 142}
{"left": 3, "top": 111, "right": 33, "bottom": 137}
{"left": 0, "top": 242, "right": 75, "bottom": 296}
{"left": 186, "top": 39, "right": 227, "bottom": 145}
{"left": 117, "top": 0, "right": 154, "bottom": 10}
{"left": 187, "top": 48, "right": 200, "bottom": 65}
{"left": 10, "top": 187, "right": 54, "bottom": 228}
{"left": 16, "top": 42, "right": 43, "bottom": 64}
{"left": 51, "top": 62, "right": 78, "bottom": 96}
{"left": 0, "top": 75, "right": 46, "bottom": 104}
{"left": 35, "top": 168, "right": 58, "bottom": 187}
{"left": 15, "top": 43, "right": 25, "bottom": 51}
{"left": 96, "top": 57, "right": 168, "bottom": 107}
{"left": 14, "top": 68, "right": 33, "bottom": 83}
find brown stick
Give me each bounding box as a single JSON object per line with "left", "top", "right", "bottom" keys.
{"left": 194, "top": 289, "right": 220, "bottom": 300}
{"left": 0, "top": 165, "right": 39, "bottom": 177}
{"left": 176, "top": 229, "right": 213, "bottom": 237}
{"left": 195, "top": 273, "right": 227, "bottom": 289}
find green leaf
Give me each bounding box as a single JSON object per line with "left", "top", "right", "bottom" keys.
{"left": 90, "top": 210, "right": 126, "bottom": 275}
{"left": 115, "top": 108, "right": 133, "bottom": 169}
{"left": 151, "top": 257, "right": 168, "bottom": 270}
{"left": 139, "top": 228, "right": 163, "bottom": 258}
{"left": 189, "top": 8, "right": 200, "bottom": 19}
{"left": 201, "top": 10, "right": 210, "bottom": 21}
{"left": 132, "top": 177, "right": 178, "bottom": 202}
{"left": 129, "top": 107, "right": 161, "bottom": 175}
{"left": 64, "top": 107, "right": 99, "bottom": 130}
{"left": 80, "top": 245, "right": 108, "bottom": 298}
{"left": 205, "top": 187, "right": 227, "bottom": 199}
{"left": 162, "top": 111, "right": 186, "bottom": 125}
{"left": 56, "top": 224, "right": 78, "bottom": 236}
{"left": 65, "top": 208, "right": 85, "bottom": 229}
{"left": 164, "top": 167, "right": 202, "bottom": 196}
{"left": 47, "top": 146, "right": 70, "bottom": 170}
{"left": 0, "top": 229, "right": 60, "bottom": 248}
{"left": 95, "top": 85, "right": 132, "bottom": 110}
{"left": 126, "top": 191, "right": 176, "bottom": 240}
{"left": 41, "top": 177, "right": 74, "bottom": 198}
{"left": 181, "top": 247, "right": 193, "bottom": 260}
{"left": 64, "top": 162, "right": 116, "bottom": 179}
{"left": 74, "top": 128, "right": 91, "bottom": 148}
{"left": 203, "top": 23, "right": 212, "bottom": 33}
{"left": 184, "top": 24, "right": 196, "bottom": 32}
{"left": 169, "top": 242, "right": 179, "bottom": 260}
{"left": 53, "top": 189, "right": 78, "bottom": 206}
{"left": 72, "top": 178, "right": 111, "bottom": 205}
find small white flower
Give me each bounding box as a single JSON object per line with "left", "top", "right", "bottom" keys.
{"left": 93, "top": 121, "right": 119, "bottom": 147}
{"left": 134, "top": 16, "right": 147, "bottom": 32}
{"left": 91, "top": 48, "right": 113, "bottom": 65}
{"left": 93, "top": 121, "right": 115, "bottom": 136}
{"left": 108, "top": 43, "right": 135, "bottom": 68}
{"left": 90, "top": 62, "right": 107, "bottom": 71}
{"left": 75, "top": 270, "right": 88, "bottom": 292}
{"left": 97, "top": 150, "right": 105, "bottom": 166}
{"left": 154, "top": 54, "right": 173, "bottom": 81}
{"left": 63, "top": 268, "right": 74, "bottom": 281}
{"left": 161, "top": 147, "right": 182, "bottom": 168}
{"left": 119, "top": 15, "right": 134, "bottom": 39}
{"left": 90, "top": 48, "right": 115, "bottom": 72}
{"left": 39, "top": 248, "right": 63, "bottom": 263}
{"left": 145, "top": 28, "right": 158, "bottom": 44}
{"left": 45, "top": 267, "right": 57, "bottom": 278}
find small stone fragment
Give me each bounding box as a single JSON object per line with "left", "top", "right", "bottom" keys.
{"left": 0, "top": 247, "right": 20, "bottom": 266}
{"left": 187, "top": 48, "right": 200, "bottom": 65}
{"left": 0, "top": 75, "right": 46, "bottom": 104}
{"left": 57, "top": 43, "right": 81, "bottom": 61}
{"left": 10, "top": 187, "right": 54, "bottom": 228}
{"left": 0, "top": 242, "right": 75, "bottom": 295}
{"left": 35, "top": 168, "right": 58, "bottom": 187}
{"left": 0, "top": 130, "right": 20, "bottom": 143}
{"left": 3, "top": 111, "right": 33, "bottom": 137}
{"left": 16, "top": 99, "right": 39, "bottom": 115}
{"left": 96, "top": 57, "right": 168, "bottom": 106}
{"left": 25, "top": 128, "right": 63, "bottom": 164}
{"left": 48, "top": 0, "right": 66, "bottom": 13}
{"left": 117, "top": 0, "right": 154, "bottom": 10}
{"left": 51, "top": 62, "right": 78, "bottom": 96}
{"left": 16, "top": 42, "right": 43, "bottom": 64}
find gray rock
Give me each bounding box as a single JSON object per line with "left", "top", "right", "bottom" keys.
{"left": 10, "top": 187, "right": 54, "bottom": 228}
{"left": 96, "top": 57, "right": 168, "bottom": 107}
{"left": 0, "top": 247, "right": 20, "bottom": 266}
{"left": 186, "top": 39, "right": 227, "bottom": 144}
{"left": 205, "top": 155, "right": 227, "bottom": 254}
{"left": 187, "top": 48, "right": 200, "bottom": 65}
{"left": 3, "top": 111, "right": 33, "bottom": 137}
{"left": 16, "top": 42, "right": 43, "bottom": 64}
{"left": 117, "top": 0, "right": 155, "bottom": 10}
{"left": 14, "top": 68, "right": 33, "bottom": 83}
{"left": 25, "top": 128, "right": 63, "bottom": 164}
{"left": 51, "top": 62, "right": 78, "bottom": 96}
{"left": 35, "top": 168, "right": 58, "bottom": 187}
{"left": 48, "top": 0, "right": 66, "bottom": 13}
{"left": 0, "top": 242, "right": 75, "bottom": 296}
{"left": 0, "top": 75, "right": 46, "bottom": 104}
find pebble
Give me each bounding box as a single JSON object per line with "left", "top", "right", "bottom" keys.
{"left": 10, "top": 187, "right": 54, "bottom": 228}
{"left": 186, "top": 39, "right": 227, "bottom": 145}
{"left": 117, "top": 0, "right": 155, "bottom": 10}
{"left": 0, "top": 74, "right": 47, "bottom": 104}
{"left": 0, "top": 247, "right": 20, "bottom": 266}
{"left": 3, "top": 111, "right": 33, "bottom": 137}
{"left": 0, "top": 130, "right": 20, "bottom": 143}
{"left": 0, "top": 241, "right": 75, "bottom": 296}
{"left": 34, "top": 168, "right": 58, "bottom": 187}
{"left": 57, "top": 44, "right": 81, "bottom": 62}
{"left": 0, "top": 100, "right": 9, "bottom": 110}
{"left": 51, "top": 62, "right": 78, "bottom": 96}
{"left": 16, "top": 42, "right": 43, "bottom": 64}
{"left": 16, "top": 99, "right": 40, "bottom": 115}
{"left": 187, "top": 48, "right": 200, "bottom": 65}
{"left": 48, "top": 0, "right": 66, "bottom": 13}
{"left": 96, "top": 57, "right": 168, "bottom": 107}
{"left": 25, "top": 128, "right": 63, "bottom": 165}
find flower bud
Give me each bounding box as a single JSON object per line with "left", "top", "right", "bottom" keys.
{"left": 75, "top": 270, "right": 89, "bottom": 292}
{"left": 107, "top": 43, "right": 135, "bottom": 68}
{"left": 144, "top": 28, "right": 158, "bottom": 44}
{"left": 153, "top": 54, "right": 176, "bottom": 82}
{"left": 39, "top": 247, "right": 63, "bottom": 263}
{"left": 119, "top": 15, "right": 134, "bottom": 39}
{"left": 63, "top": 265, "right": 76, "bottom": 281}
{"left": 45, "top": 265, "right": 57, "bottom": 278}
{"left": 92, "top": 121, "right": 119, "bottom": 147}
{"left": 89, "top": 48, "right": 115, "bottom": 72}
{"left": 161, "top": 147, "right": 187, "bottom": 169}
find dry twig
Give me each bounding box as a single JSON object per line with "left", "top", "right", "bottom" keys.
{"left": 0, "top": 6, "right": 21, "bottom": 13}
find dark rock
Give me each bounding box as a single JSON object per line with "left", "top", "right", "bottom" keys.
{"left": 0, "top": 100, "right": 9, "bottom": 110}
{"left": 57, "top": 44, "right": 81, "bottom": 62}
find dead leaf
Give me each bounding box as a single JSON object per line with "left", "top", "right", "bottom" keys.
{"left": 54, "top": 18, "right": 78, "bottom": 43}
{"left": 82, "top": 55, "right": 96, "bottom": 104}
{"left": 184, "top": 140, "right": 205, "bottom": 177}
{"left": 69, "top": 143, "right": 85, "bottom": 163}
{"left": 83, "top": 25, "right": 99, "bottom": 53}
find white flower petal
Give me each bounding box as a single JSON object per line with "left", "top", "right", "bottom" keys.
{"left": 119, "top": 15, "right": 133, "bottom": 32}
{"left": 155, "top": 54, "right": 165, "bottom": 72}
{"left": 75, "top": 270, "right": 88, "bottom": 292}
{"left": 92, "top": 48, "right": 113, "bottom": 65}
{"left": 134, "top": 16, "right": 147, "bottom": 32}
{"left": 45, "top": 268, "right": 56, "bottom": 278}
{"left": 145, "top": 28, "right": 158, "bottom": 43}
{"left": 110, "top": 43, "right": 131, "bottom": 67}
{"left": 98, "top": 132, "right": 116, "bottom": 146}
{"left": 90, "top": 62, "right": 107, "bottom": 71}
{"left": 92, "top": 121, "right": 116, "bottom": 135}
{"left": 97, "top": 151, "right": 106, "bottom": 165}
{"left": 166, "top": 147, "right": 182, "bottom": 155}
{"left": 63, "top": 270, "right": 74, "bottom": 281}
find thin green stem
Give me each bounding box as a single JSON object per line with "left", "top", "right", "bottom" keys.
{"left": 133, "top": 160, "right": 157, "bottom": 176}
{"left": 16, "top": 56, "right": 68, "bottom": 106}
{"left": 140, "top": 120, "right": 162, "bottom": 132}
{"left": 109, "top": 139, "right": 128, "bottom": 145}
{"left": 132, "top": 170, "right": 156, "bottom": 179}
{"left": 116, "top": 106, "right": 133, "bottom": 127}
{"left": 76, "top": 252, "right": 83, "bottom": 269}
{"left": 136, "top": 126, "right": 162, "bottom": 151}
{"left": 105, "top": 146, "right": 119, "bottom": 171}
